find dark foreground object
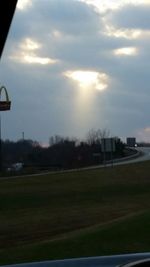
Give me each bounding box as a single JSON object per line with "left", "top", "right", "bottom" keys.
{"left": 1, "top": 253, "right": 150, "bottom": 267}
{"left": 0, "top": 0, "right": 18, "bottom": 58}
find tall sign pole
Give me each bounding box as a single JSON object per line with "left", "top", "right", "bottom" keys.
{"left": 101, "top": 138, "right": 116, "bottom": 167}
{"left": 0, "top": 116, "right": 1, "bottom": 172}
{"left": 0, "top": 86, "right": 11, "bottom": 172}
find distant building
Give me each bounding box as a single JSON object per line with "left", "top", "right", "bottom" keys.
{"left": 126, "top": 137, "right": 136, "bottom": 147}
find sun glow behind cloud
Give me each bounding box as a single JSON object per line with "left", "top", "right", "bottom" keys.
{"left": 78, "top": 0, "right": 150, "bottom": 13}
{"left": 52, "top": 30, "right": 63, "bottom": 39}
{"left": 114, "top": 47, "right": 138, "bottom": 56}
{"left": 137, "top": 127, "right": 150, "bottom": 142}
{"left": 104, "top": 25, "right": 142, "bottom": 39}
{"left": 23, "top": 55, "right": 57, "bottom": 64}
{"left": 78, "top": 0, "right": 121, "bottom": 13}
{"left": 79, "top": 0, "right": 150, "bottom": 41}
{"left": 20, "top": 38, "right": 40, "bottom": 50}
{"left": 10, "top": 52, "right": 58, "bottom": 65}
{"left": 17, "top": 0, "right": 32, "bottom": 10}
{"left": 64, "top": 70, "right": 109, "bottom": 91}
{"left": 63, "top": 70, "right": 109, "bottom": 131}
{"left": 10, "top": 38, "right": 59, "bottom": 65}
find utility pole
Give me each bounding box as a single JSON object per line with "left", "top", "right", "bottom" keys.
{"left": 0, "top": 86, "right": 11, "bottom": 173}
{"left": 22, "top": 132, "right": 24, "bottom": 141}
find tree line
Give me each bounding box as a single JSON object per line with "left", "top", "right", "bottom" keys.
{"left": 1, "top": 129, "right": 126, "bottom": 171}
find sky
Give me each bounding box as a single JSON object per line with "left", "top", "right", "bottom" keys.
{"left": 1, "top": 0, "right": 150, "bottom": 144}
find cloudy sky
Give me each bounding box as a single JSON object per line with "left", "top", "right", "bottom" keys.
{"left": 1, "top": 0, "right": 150, "bottom": 144}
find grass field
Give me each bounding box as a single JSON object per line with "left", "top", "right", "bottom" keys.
{"left": 0, "top": 161, "right": 150, "bottom": 265}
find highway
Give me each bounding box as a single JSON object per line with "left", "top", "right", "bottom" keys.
{"left": 133, "top": 147, "right": 150, "bottom": 162}
{"left": 72, "top": 146, "right": 150, "bottom": 169}
{"left": 114, "top": 147, "right": 150, "bottom": 166}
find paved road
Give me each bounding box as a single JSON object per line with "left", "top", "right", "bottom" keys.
{"left": 81, "top": 147, "right": 150, "bottom": 168}
{"left": 134, "top": 147, "right": 150, "bottom": 162}
{"left": 115, "top": 147, "right": 150, "bottom": 166}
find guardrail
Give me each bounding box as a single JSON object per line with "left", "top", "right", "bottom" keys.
{"left": 110, "top": 149, "right": 142, "bottom": 164}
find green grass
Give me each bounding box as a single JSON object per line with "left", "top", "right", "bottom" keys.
{"left": 1, "top": 211, "right": 150, "bottom": 265}
{"left": 0, "top": 161, "right": 150, "bottom": 265}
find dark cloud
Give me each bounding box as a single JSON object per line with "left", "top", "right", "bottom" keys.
{"left": 108, "top": 4, "right": 150, "bottom": 30}
{"left": 10, "top": 0, "right": 102, "bottom": 41}
{"left": 33, "top": 0, "right": 102, "bottom": 35}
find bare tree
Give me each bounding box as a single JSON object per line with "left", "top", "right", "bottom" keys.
{"left": 49, "top": 135, "right": 63, "bottom": 147}
{"left": 98, "top": 128, "right": 110, "bottom": 139}
{"left": 86, "top": 128, "right": 110, "bottom": 145}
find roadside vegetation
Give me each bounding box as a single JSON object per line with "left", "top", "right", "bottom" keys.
{"left": 1, "top": 129, "right": 126, "bottom": 173}
{"left": 0, "top": 160, "right": 150, "bottom": 265}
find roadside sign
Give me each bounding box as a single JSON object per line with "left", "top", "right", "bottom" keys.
{"left": 101, "top": 138, "right": 116, "bottom": 153}
{"left": 0, "top": 101, "right": 11, "bottom": 111}
{"left": 0, "top": 86, "right": 11, "bottom": 111}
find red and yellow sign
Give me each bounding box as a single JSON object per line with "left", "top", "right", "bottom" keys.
{"left": 0, "top": 86, "right": 11, "bottom": 111}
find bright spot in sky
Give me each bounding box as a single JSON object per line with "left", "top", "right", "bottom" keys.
{"left": 78, "top": 0, "right": 121, "bottom": 13}
{"left": 23, "top": 55, "right": 58, "bottom": 65}
{"left": 78, "top": 0, "right": 150, "bottom": 13}
{"left": 10, "top": 52, "right": 58, "bottom": 65}
{"left": 10, "top": 38, "right": 59, "bottom": 65}
{"left": 137, "top": 126, "right": 150, "bottom": 142}
{"left": 17, "top": 0, "right": 32, "bottom": 10}
{"left": 144, "top": 127, "right": 150, "bottom": 133}
{"left": 104, "top": 25, "right": 142, "bottom": 39}
{"left": 64, "top": 70, "right": 109, "bottom": 91}
{"left": 114, "top": 47, "right": 138, "bottom": 56}
{"left": 52, "top": 30, "right": 63, "bottom": 39}
{"left": 20, "top": 38, "right": 40, "bottom": 51}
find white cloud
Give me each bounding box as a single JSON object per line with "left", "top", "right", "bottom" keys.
{"left": 103, "top": 24, "right": 142, "bottom": 39}
{"left": 114, "top": 47, "right": 138, "bottom": 56}
{"left": 10, "top": 52, "right": 59, "bottom": 65}
{"left": 23, "top": 55, "right": 58, "bottom": 65}
{"left": 9, "top": 38, "right": 59, "bottom": 65}
{"left": 52, "top": 30, "right": 63, "bottom": 39}
{"left": 78, "top": 0, "right": 150, "bottom": 13}
{"left": 20, "top": 38, "right": 41, "bottom": 50}
{"left": 145, "top": 127, "right": 150, "bottom": 133}
{"left": 79, "top": 0, "right": 150, "bottom": 41}
{"left": 17, "top": 0, "right": 32, "bottom": 10}
{"left": 136, "top": 127, "right": 150, "bottom": 142}
{"left": 78, "top": 0, "right": 120, "bottom": 13}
